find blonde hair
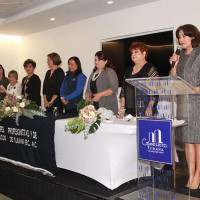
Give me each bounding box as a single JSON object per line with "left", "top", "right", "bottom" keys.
{"left": 8, "top": 70, "right": 18, "bottom": 80}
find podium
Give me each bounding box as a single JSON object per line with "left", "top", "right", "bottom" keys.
{"left": 125, "top": 76, "right": 199, "bottom": 200}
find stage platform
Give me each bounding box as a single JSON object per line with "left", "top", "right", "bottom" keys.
{"left": 0, "top": 159, "right": 200, "bottom": 200}
{"left": 0, "top": 160, "right": 138, "bottom": 200}
{"left": 120, "top": 189, "right": 200, "bottom": 200}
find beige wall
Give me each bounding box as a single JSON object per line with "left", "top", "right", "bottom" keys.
{"left": 0, "top": 35, "right": 21, "bottom": 77}
{"left": 1, "top": 0, "right": 200, "bottom": 87}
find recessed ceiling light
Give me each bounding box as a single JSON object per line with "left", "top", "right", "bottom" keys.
{"left": 107, "top": 1, "right": 114, "bottom": 5}
{"left": 50, "top": 18, "right": 55, "bottom": 21}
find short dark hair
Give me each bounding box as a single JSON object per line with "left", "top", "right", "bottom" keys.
{"left": 47, "top": 52, "right": 62, "bottom": 65}
{"left": 176, "top": 24, "right": 200, "bottom": 48}
{"left": 8, "top": 70, "right": 18, "bottom": 80}
{"left": 129, "top": 42, "right": 149, "bottom": 59}
{"left": 93, "top": 51, "right": 116, "bottom": 72}
{"left": 23, "top": 59, "right": 36, "bottom": 68}
{"left": 0, "top": 64, "right": 5, "bottom": 76}
{"left": 68, "top": 56, "right": 82, "bottom": 75}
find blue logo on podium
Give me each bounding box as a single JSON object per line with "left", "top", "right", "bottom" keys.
{"left": 138, "top": 119, "right": 172, "bottom": 165}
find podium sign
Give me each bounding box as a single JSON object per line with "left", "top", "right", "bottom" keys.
{"left": 138, "top": 118, "right": 173, "bottom": 165}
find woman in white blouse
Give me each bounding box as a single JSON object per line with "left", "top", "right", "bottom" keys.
{"left": 7, "top": 70, "right": 22, "bottom": 96}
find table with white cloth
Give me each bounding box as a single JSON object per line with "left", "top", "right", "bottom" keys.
{"left": 55, "top": 118, "right": 138, "bottom": 190}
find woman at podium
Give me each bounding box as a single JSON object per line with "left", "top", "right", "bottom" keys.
{"left": 170, "top": 24, "right": 200, "bottom": 192}
{"left": 118, "top": 42, "right": 159, "bottom": 116}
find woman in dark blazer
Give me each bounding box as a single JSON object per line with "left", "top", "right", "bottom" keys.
{"left": 43, "top": 52, "right": 64, "bottom": 114}
{"left": 22, "top": 59, "right": 41, "bottom": 106}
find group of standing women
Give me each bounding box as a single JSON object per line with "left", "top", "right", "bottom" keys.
{"left": 0, "top": 23, "right": 200, "bottom": 192}
{"left": 43, "top": 52, "right": 118, "bottom": 115}
{"left": 0, "top": 51, "right": 119, "bottom": 115}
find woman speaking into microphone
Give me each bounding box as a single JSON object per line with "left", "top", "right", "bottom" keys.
{"left": 170, "top": 24, "right": 200, "bottom": 193}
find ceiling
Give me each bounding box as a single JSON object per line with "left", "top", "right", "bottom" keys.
{"left": 0, "top": 0, "right": 160, "bottom": 36}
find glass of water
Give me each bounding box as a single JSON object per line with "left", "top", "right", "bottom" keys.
{"left": 53, "top": 107, "right": 59, "bottom": 117}
{"left": 137, "top": 100, "right": 145, "bottom": 117}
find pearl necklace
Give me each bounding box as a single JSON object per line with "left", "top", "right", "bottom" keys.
{"left": 92, "top": 71, "right": 102, "bottom": 81}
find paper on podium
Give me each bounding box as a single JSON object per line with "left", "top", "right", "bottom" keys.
{"left": 172, "top": 119, "right": 185, "bottom": 127}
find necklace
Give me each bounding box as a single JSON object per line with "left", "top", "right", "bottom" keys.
{"left": 92, "top": 71, "right": 102, "bottom": 81}
{"left": 132, "top": 66, "right": 142, "bottom": 75}
{"left": 8, "top": 83, "right": 16, "bottom": 91}
{"left": 132, "top": 63, "right": 146, "bottom": 75}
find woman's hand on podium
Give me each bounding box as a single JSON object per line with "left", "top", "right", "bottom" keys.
{"left": 145, "top": 107, "right": 152, "bottom": 117}
{"left": 194, "top": 86, "right": 200, "bottom": 93}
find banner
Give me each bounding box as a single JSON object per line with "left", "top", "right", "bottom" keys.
{"left": 0, "top": 116, "right": 57, "bottom": 174}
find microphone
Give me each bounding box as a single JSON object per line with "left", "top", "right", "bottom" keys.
{"left": 171, "top": 46, "right": 181, "bottom": 68}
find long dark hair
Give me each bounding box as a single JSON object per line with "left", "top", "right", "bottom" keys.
{"left": 176, "top": 24, "right": 200, "bottom": 48}
{"left": 0, "top": 64, "right": 5, "bottom": 76}
{"left": 93, "top": 51, "right": 116, "bottom": 72}
{"left": 68, "top": 56, "right": 82, "bottom": 75}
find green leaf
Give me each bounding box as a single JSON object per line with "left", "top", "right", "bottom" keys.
{"left": 24, "top": 100, "right": 39, "bottom": 110}
{"left": 96, "top": 119, "right": 101, "bottom": 126}
{"left": 67, "top": 118, "right": 82, "bottom": 125}
{"left": 77, "top": 99, "right": 92, "bottom": 113}
{"left": 77, "top": 123, "right": 84, "bottom": 133}
{"left": 71, "top": 127, "right": 78, "bottom": 134}
{"left": 22, "top": 109, "right": 34, "bottom": 119}
{"left": 29, "top": 109, "right": 46, "bottom": 117}
{"left": 89, "top": 123, "right": 99, "bottom": 134}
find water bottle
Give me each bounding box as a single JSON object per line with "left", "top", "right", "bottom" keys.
{"left": 53, "top": 107, "right": 58, "bottom": 117}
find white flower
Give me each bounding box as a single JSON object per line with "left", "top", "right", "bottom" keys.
{"left": 20, "top": 102, "right": 25, "bottom": 108}
{"left": 13, "top": 106, "right": 19, "bottom": 112}
{"left": 5, "top": 107, "right": 10, "bottom": 111}
{"left": 83, "top": 114, "right": 89, "bottom": 119}
{"left": 16, "top": 96, "right": 22, "bottom": 99}
{"left": 89, "top": 111, "right": 95, "bottom": 117}
{"left": 88, "top": 105, "right": 94, "bottom": 109}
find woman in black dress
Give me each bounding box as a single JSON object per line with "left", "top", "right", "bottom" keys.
{"left": 43, "top": 52, "right": 64, "bottom": 114}
{"left": 118, "top": 42, "right": 159, "bottom": 117}
{"left": 22, "top": 59, "right": 41, "bottom": 106}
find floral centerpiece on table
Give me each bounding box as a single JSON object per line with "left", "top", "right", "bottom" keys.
{"left": 65, "top": 99, "right": 101, "bottom": 139}
{"left": 0, "top": 94, "right": 46, "bottom": 125}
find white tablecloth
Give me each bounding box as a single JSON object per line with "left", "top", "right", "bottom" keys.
{"left": 55, "top": 118, "right": 137, "bottom": 190}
